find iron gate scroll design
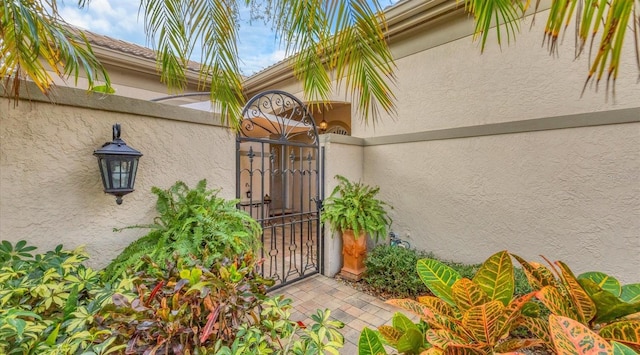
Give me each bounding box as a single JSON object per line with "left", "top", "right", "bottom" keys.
{"left": 236, "top": 91, "right": 322, "bottom": 289}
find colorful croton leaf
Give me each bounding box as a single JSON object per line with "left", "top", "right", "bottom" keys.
{"left": 384, "top": 252, "right": 541, "bottom": 354}
{"left": 599, "top": 320, "right": 640, "bottom": 352}
{"left": 416, "top": 258, "right": 461, "bottom": 306}
{"left": 549, "top": 314, "right": 613, "bottom": 354}
{"left": 472, "top": 251, "right": 514, "bottom": 306}
{"left": 358, "top": 327, "right": 387, "bottom": 355}
{"left": 555, "top": 260, "right": 597, "bottom": 324}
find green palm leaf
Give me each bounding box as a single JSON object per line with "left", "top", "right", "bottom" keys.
{"left": 417, "top": 259, "right": 461, "bottom": 306}
{"left": 1, "top": 0, "right": 111, "bottom": 100}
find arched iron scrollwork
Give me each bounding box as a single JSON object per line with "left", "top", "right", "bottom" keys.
{"left": 240, "top": 90, "right": 319, "bottom": 144}
{"left": 236, "top": 91, "right": 323, "bottom": 291}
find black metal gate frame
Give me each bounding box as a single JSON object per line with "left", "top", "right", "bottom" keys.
{"left": 236, "top": 90, "right": 324, "bottom": 290}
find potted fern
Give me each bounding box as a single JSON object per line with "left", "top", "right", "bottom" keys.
{"left": 321, "top": 175, "right": 391, "bottom": 281}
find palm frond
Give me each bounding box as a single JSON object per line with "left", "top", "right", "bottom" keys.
{"left": 270, "top": 0, "right": 397, "bottom": 125}
{"left": 139, "top": 0, "right": 244, "bottom": 128}
{"left": 0, "top": 0, "right": 110, "bottom": 100}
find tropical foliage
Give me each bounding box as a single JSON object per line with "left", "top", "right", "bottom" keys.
{"left": 359, "top": 250, "right": 640, "bottom": 355}
{"left": 321, "top": 175, "right": 392, "bottom": 241}
{"left": 514, "top": 255, "right": 640, "bottom": 352}
{"left": 0, "top": 241, "right": 135, "bottom": 354}
{"left": 374, "top": 250, "right": 542, "bottom": 354}
{"left": 1, "top": 0, "right": 396, "bottom": 127}
{"left": 464, "top": 0, "right": 640, "bottom": 94}
{"left": 103, "top": 179, "right": 262, "bottom": 282}
{"left": 0, "top": 0, "right": 111, "bottom": 101}
{"left": 3, "top": 0, "right": 638, "bottom": 131}
{"left": 0, "top": 240, "right": 346, "bottom": 354}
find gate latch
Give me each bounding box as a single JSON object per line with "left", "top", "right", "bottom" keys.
{"left": 312, "top": 198, "right": 323, "bottom": 210}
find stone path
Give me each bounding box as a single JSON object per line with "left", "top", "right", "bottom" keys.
{"left": 270, "top": 274, "right": 401, "bottom": 353}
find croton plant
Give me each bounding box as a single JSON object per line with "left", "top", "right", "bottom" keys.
{"left": 359, "top": 250, "right": 640, "bottom": 355}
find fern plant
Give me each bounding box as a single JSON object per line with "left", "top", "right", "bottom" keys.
{"left": 103, "top": 180, "right": 262, "bottom": 281}
{"left": 320, "top": 175, "right": 392, "bottom": 241}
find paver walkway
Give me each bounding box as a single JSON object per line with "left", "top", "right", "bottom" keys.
{"left": 270, "top": 274, "right": 401, "bottom": 353}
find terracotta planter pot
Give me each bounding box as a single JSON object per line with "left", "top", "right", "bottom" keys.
{"left": 340, "top": 229, "right": 367, "bottom": 281}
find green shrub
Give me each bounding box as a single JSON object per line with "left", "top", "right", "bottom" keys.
{"left": 362, "top": 251, "right": 543, "bottom": 355}
{"left": 0, "top": 240, "right": 134, "bottom": 354}
{"left": 103, "top": 179, "right": 262, "bottom": 281}
{"left": 363, "top": 245, "right": 531, "bottom": 299}
{"left": 363, "top": 245, "right": 431, "bottom": 298}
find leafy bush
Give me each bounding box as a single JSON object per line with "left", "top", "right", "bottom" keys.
{"left": 363, "top": 245, "right": 431, "bottom": 298}
{"left": 103, "top": 180, "right": 262, "bottom": 281}
{"left": 217, "top": 299, "right": 345, "bottom": 354}
{"left": 368, "top": 250, "right": 542, "bottom": 354}
{"left": 359, "top": 251, "right": 640, "bottom": 355}
{"left": 101, "top": 253, "right": 344, "bottom": 353}
{"left": 0, "top": 240, "right": 134, "bottom": 354}
{"left": 363, "top": 245, "right": 531, "bottom": 299}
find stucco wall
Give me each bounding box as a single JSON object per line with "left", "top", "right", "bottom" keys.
{"left": 320, "top": 135, "right": 365, "bottom": 277}
{"left": 364, "top": 121, "right": 640, "bottom": 282}
{"left": 0, "top": 86, "right": 235, "bottom": 268}
{"left": 354, "top": 8, "right": 640, "bottom": 137}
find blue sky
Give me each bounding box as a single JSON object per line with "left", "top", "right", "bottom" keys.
{"left": 59, "top": 0, "right": 399, "bottom": 75}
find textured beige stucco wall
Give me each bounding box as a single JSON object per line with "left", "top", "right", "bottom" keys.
{"left": 353, "top": 9, "right": 639, "bottom": 137}
{"left": 364, "top": 123, "right": 640, "bottom": 282}
{"left": 320, "top": 136, "right": 365, "bottom": 277}
{"left": 0, "top": 93, "right": 235, "bottom": 268}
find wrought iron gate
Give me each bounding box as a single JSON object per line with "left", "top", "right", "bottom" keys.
{"left": 236, "top": 91, "right": 322, "bottom": 289}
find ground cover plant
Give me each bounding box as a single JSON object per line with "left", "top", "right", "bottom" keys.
{"left": 0, "top": 240, "right": 345, "bottom": 354}
{"left": 357, "top": 250, "right": 640, "bottom": 355}
{"left": 0, "top": 240, "right": 135, "bottom": 354}
{"left": 362, "top": 245, "right": 531, "bottom": 299}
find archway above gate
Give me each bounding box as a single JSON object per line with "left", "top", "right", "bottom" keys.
{"left": 239, "top": 91, "right": 318, "bottom": 143}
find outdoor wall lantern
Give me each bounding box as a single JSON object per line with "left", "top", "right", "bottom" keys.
{"left": 318, "top": 111, "right": 328, "bottom": 133}
{"left": 94, "top": 124, "right": 143, "bottom": 205}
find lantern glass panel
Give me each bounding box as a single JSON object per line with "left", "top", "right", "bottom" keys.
{"left": 110, "top": 159, "right": 130, "bottom": 189}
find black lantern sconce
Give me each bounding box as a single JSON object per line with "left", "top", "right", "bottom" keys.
{"left": 94, "top": 124, "right": 143, "bottom": 205}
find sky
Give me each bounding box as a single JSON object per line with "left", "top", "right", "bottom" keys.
{"left": 59, "top": 0, "right": 399, "bottom": 76}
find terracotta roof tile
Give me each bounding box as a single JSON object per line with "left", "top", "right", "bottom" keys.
{"left": 76, "top": 28, "right": 201, "bottom": 71}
